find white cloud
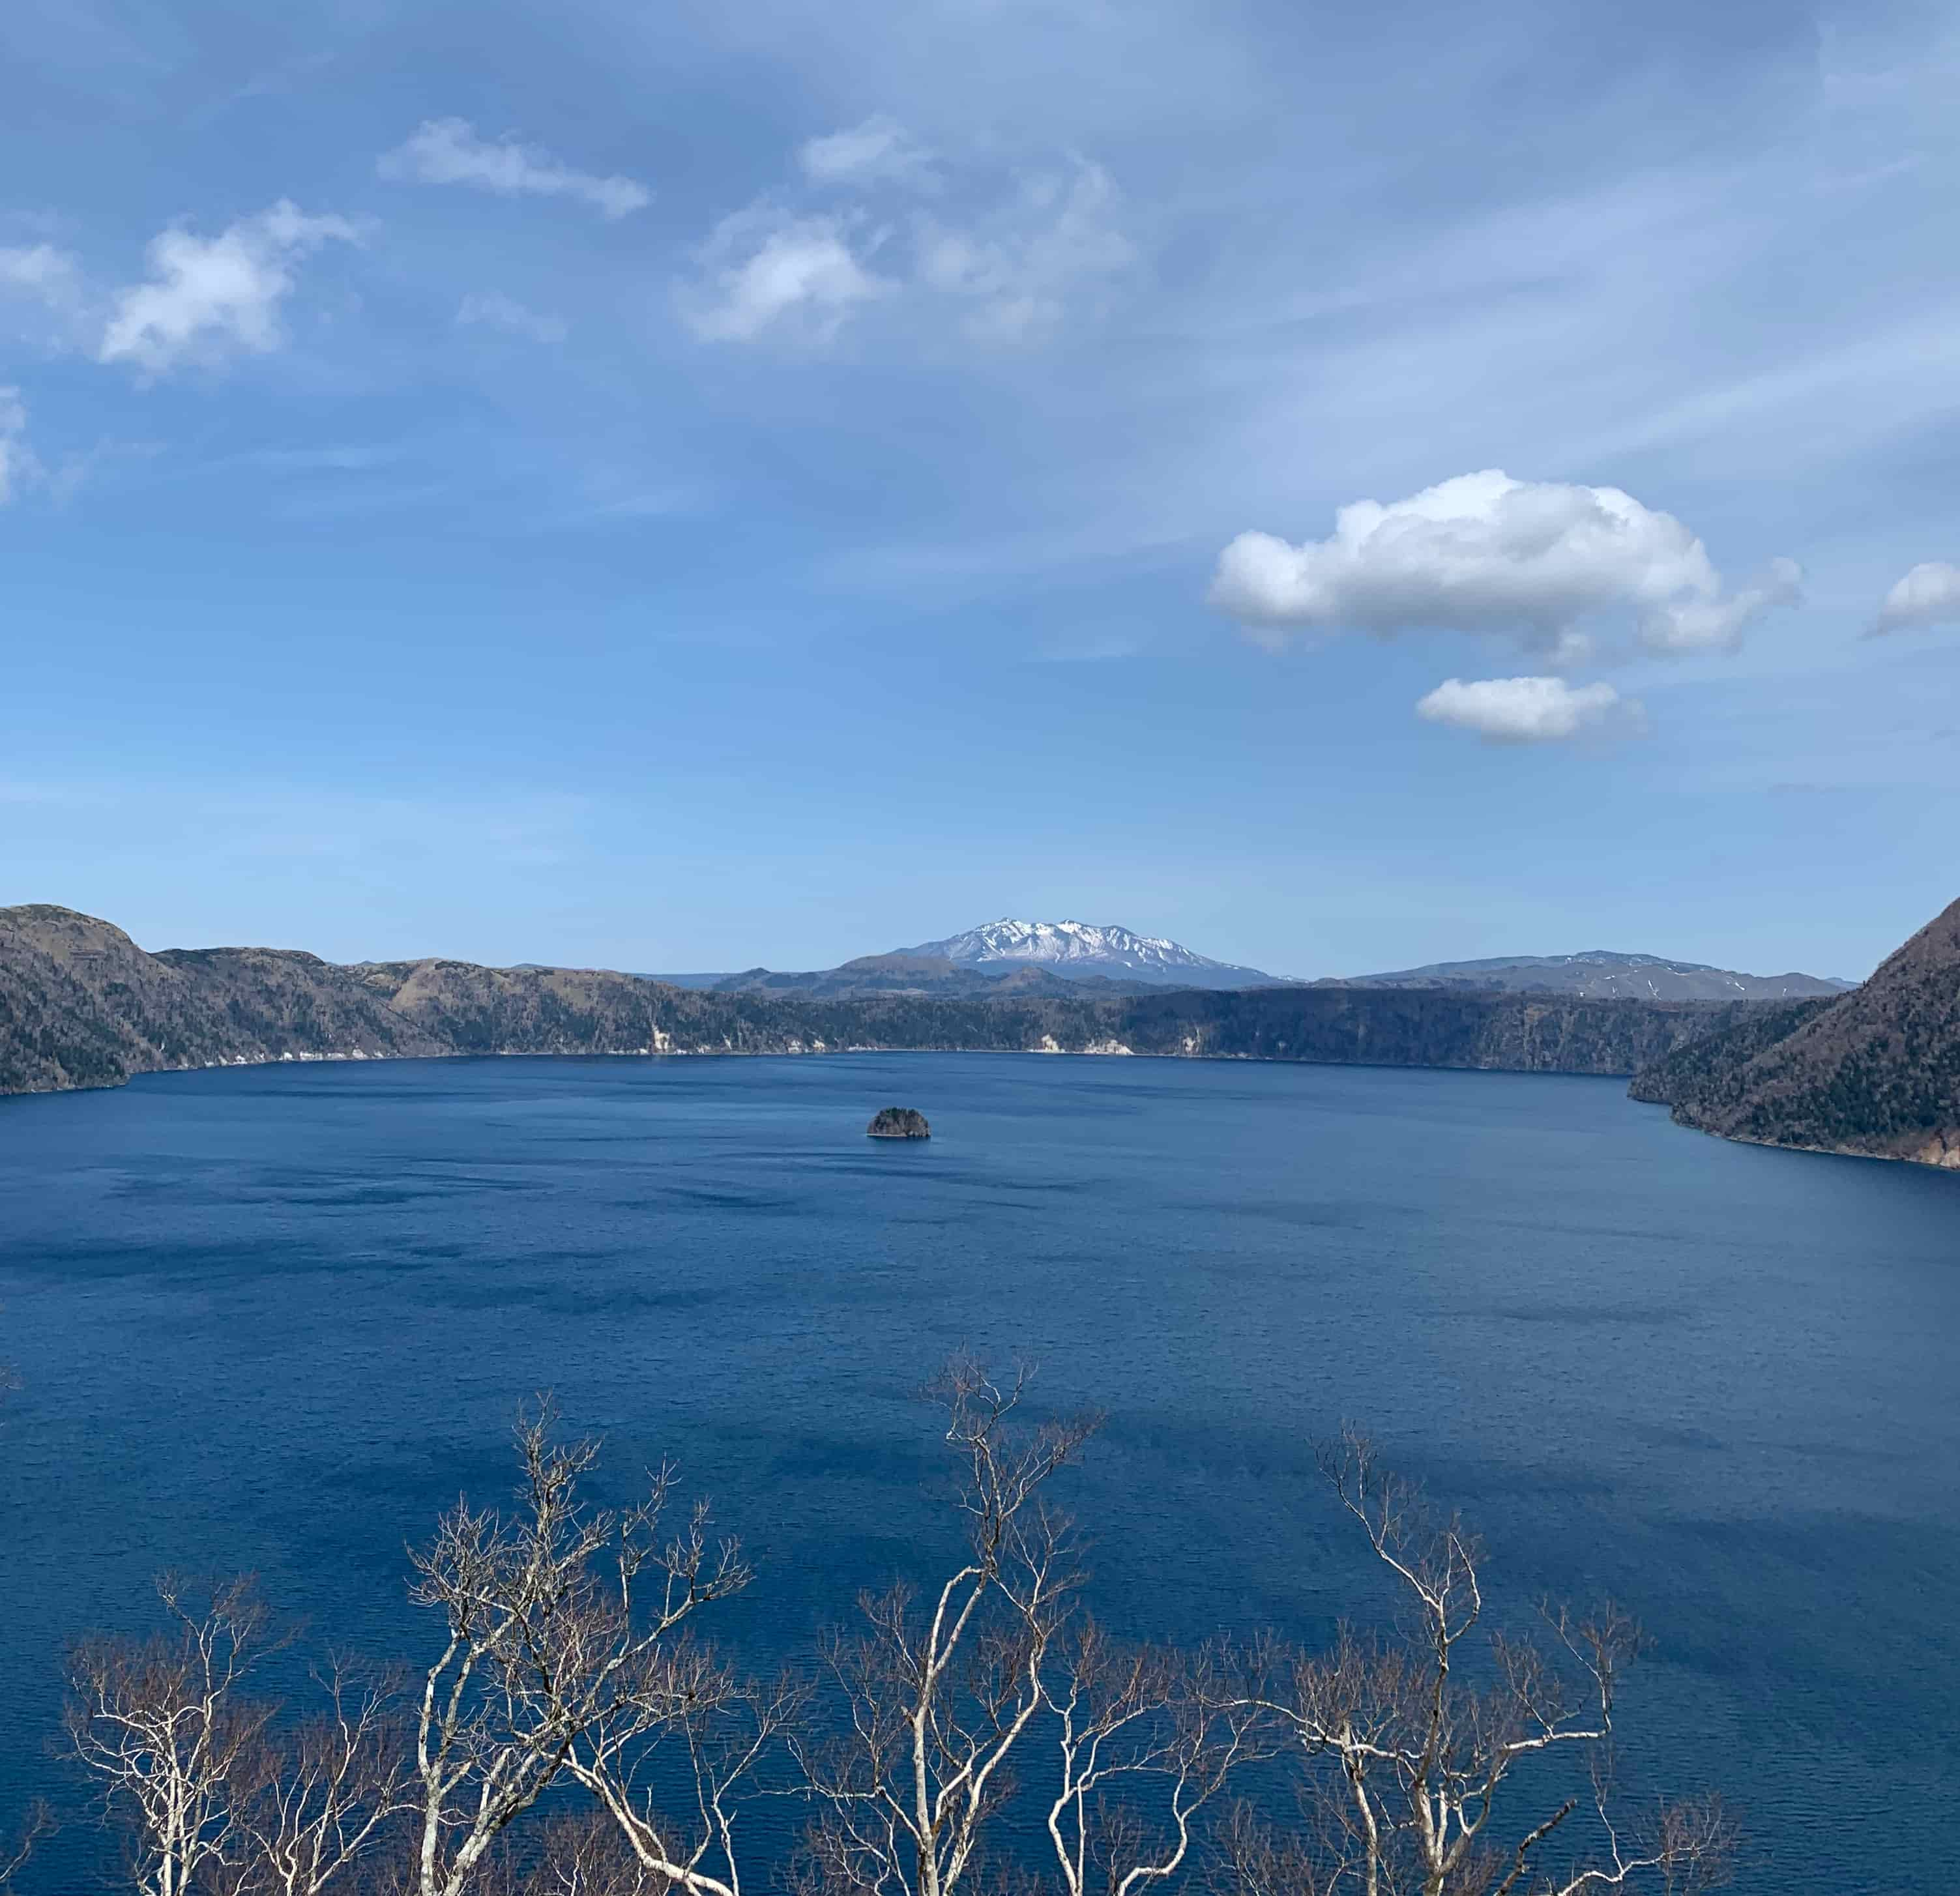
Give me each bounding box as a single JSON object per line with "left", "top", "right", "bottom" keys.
{"left": 798, "top": 117, "right": 936, "bottom": 190}
{"left": 0, "top": 242, "right": 80, "bottom": 306}
{"left": 98, "top": 201, "right": 358, "bottom": 374}
{"left": 914, "top": 160, "right": 1134, "bottom": 342}
{"left": 0, "top": 386, "right": 38, "bottom": 503}
{"left": 679, "top": 207, "right": 891, "bottom": 344}
{"left": 1870, "top": 561, "right": 1960, "bottom": 635}
{"left": 1, "top": 244, "right": 87, "bottom": 352}
{"left": 456, "top": 291, "right": 568, "bottom": 344}
{"left": 377, "top": 119, "right": 651, "bottom": 220}
{"left": 683, "top": 136, "right": 1133, "bottom": 348}
{"left": 1415, "top": 675, "right": 1633, "bottom": 744}
{"left": 1210, "top": 471, "right": 1801, "bottom": 657}
{"left": 1641, "top": 557, "right": 1804, "bottom": 652}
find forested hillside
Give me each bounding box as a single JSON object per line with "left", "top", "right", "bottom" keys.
{"left": 3, "top": 904, "right": 1767, "bottom": 1098}
{"left": 1630, "top": 896, "right": 1960, "bottom": 1167}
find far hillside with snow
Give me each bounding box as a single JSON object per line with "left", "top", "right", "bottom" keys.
{"left": 903, "top": 920, "right": 1291, "bottom": 989}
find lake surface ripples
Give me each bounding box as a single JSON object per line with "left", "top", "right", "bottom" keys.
{"left": 1, "top": 1054, "right": 1955, "bottom": 1891}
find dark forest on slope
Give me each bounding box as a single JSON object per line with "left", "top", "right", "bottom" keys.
{"left": 1631, "top": 896, "right": 1960, "bottom": 1167}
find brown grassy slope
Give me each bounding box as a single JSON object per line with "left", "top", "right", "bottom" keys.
{"left": 355, "top": 959, "right": 694, "bottom": 1055}
{"left": 0, "top": 909, "right": 166, "bottom": 1091}
{"left": 0, "top": 905, "right": 445, "bottom": 1092}
{"left": 0, "top": 905, "right": 253, "bottom": 1090}
{"left": 152, "top": 946, "right": 451, "bottom": 1060}
{"left": 6, "top": 903, "right": 1792, "bottom": 1098}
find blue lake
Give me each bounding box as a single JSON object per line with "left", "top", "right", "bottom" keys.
{"left": 1, "top": 1053, "right": 1955, "bottom": 1891}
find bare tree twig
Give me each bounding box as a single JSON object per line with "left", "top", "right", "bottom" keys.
{"left": 406, "top": 1397, "right": 757, "bottom": 1896}
{"left": 796, "top": 1355, "right": 1101, "bottom": 1896}
{"left": 0, "top": 1801, "right": 53, "bottom": 1893}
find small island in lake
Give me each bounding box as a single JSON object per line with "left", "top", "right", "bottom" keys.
{"left": 867, "top": 1106, "right": 931, "bottom": 1139}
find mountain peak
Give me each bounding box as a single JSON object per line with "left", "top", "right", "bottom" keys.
{"left": 903, "top": 918, "right": 1287, "bottom": 989}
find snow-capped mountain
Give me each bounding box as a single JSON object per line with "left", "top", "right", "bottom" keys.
{"left": 903, "top": 920, "right": 1288, "bottom": 989}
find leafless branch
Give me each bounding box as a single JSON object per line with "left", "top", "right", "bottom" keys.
{"left": 1241, "top": 1432, "right": 1733, "bottom": 1896}
{"left": 66, "top": 1575, "right": 282, "bottom": 1896}
{"left": 0, "top": 1801, "right": 53, "bottom": 1893}
{"left": 796, "top": 1355, "right": 1101, "bottom": 1896}
{"left": 1042, "top": 1627, "right": 1272, "bottom": 1896}
{"left": 38, "top": 1377, "right": 1733, "bottom": 1896}
{"left": 405, "top": 1397, "right": 755, "bottom": 1896}
{"left": 228, "top": 1659, "right": 414, "bottom": 1895}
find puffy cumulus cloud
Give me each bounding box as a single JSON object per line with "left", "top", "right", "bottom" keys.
{"left": 378, "top": 119, "right": 651, "bottom": 220}
{"left": 0, "top": 385, "right": 38, "bottom": 503}
{"left": 1870, "top": 561, "right": 1960, "bottom": 635}
{"left": 684, "top": 127, "right": 1132, "bottom": 348}
{"left": 798, "top": 116, "right": 937, "bottom": 190}
{"left": 99, "top": 201, "right": 358, "bottom": 374}
{"left": 678, "top": 207, "right": 892, "bottom": 344}
{"left": 1415, "top": 675, "right": 1634, "bottom": 744}
{"left": 456, "top": 290, "right": 568, "bottom": 344}
{"left": 1210, "top": 471, "right": 1801, "bottom": 658}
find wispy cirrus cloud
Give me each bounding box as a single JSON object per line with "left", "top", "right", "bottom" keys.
{"left": 798, "top": 115, "right": 938, "bottom": 190}
{"left": 681, "top": 121, "right": 1134, "bottom": 348}
{"left": 678, "top": 207, "right": 893, "bottom": 344}
{"left": 0, "top": 242, "right": 81, "bottom": 308}
{"left": 456, "top": 290, "right": 569, "bottom": 344}
{"left": 0, "top": 386, "right": 40, "bottom": 503}
{"left": 1, "top": 241, "right": 90, "bottom": 355}
{"left": 378, "top": 118, "right": 651, "bottom": 220}
{"left": 914, "top": 160, "right": 1132, "bottom": 343}
{"left": 98, "top": 200, "right": 358, "bottom": 375}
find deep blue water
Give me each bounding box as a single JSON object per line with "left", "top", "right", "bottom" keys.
{"left": 1, "top": 1053, "right": 1955, "bottom": 1892}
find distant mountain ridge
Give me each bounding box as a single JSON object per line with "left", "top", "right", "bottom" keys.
{"left": 1321, "top": 949, "right": 1851, "bottom": 1002}
{"left": 3, "top": 903, "right": 1772, "bottom": 1099}
{"left": 904, "top": 918, "right": 1290, "bottom": 989}
{"left": 641, "top": 927, "right": 1847, "bottom": 1004}
{"left": 707, "top": 954, "right": 1128, "bottom": 1000}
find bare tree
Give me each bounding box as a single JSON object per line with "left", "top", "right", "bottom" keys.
{"left": 1042, "top": 1627, "right": 1270, "bottom": 1896}
{"left": 65, "top": 1579, "right": 408, "bottom": 1896}
{"left": 796, "top": 1358, "right": 1100, "bottom": 1896}
{"left": 1240, "top": 1431, "right": 1734, "bottom": 1896}
{"left": 570, "top": 1656, "right": 807, "bottom": 1896}
{"left": 66, "top": 1577, "right": 281, "bottom": 1896}
{"left": 43, "top": 1378, "right": 1734, "bottom": 1896}
{"left": 405, "top": 1402, "right": 754, "bottom": 1896}
{"left": 1209, "top": 1798, "right": 1339, "bottom": 1896}
{"left": 470, "top": 1811, "right": 662, "bottom": 1896}
{"left": 227, "top": 1661, "right": 411, "bottom": 1895}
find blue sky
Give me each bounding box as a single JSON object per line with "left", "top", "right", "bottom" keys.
{"left": 3, "top": 0, "right": 1958, "bottom": 979}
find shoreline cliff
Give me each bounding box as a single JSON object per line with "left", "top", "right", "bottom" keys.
{"left": 1, "top": 904, "right": 1770, "bottom": 1101}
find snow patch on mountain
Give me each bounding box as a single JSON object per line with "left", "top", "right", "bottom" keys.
{"left": 905, "top": 920, "right": 1287, "bottom": 989}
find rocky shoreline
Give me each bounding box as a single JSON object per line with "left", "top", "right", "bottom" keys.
{"left": 4, "top": 903, "right": 1784, "bottom": 1103}
{"left": 1624, "top": 896, "right": 1959, "bottom": 1169}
